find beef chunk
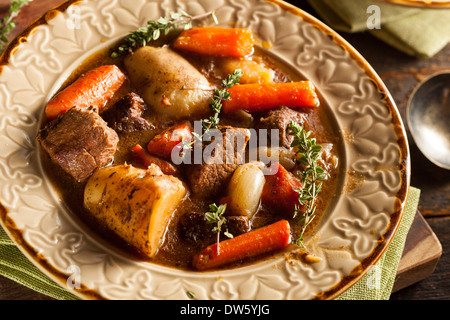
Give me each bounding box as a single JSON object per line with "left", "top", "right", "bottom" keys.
{"left": 37, "top": 106, "right": 119, "bottom": 182}
{"left": 227, "top": 216, "right": 252, "bottom": 235}
{"left": 101, "top": 93, "right": 153, "bottom": 133}
{"left": 179, "top": 212, "right": 212, "bottom": 243}
{"left": 179, "top": 212, "right": 251, "bottom": 242}
{"left": 186, "top": 126, "right": 250, "bottom": 198}
{"left": 258, "top": 106, "right": 306, "bottom": 148}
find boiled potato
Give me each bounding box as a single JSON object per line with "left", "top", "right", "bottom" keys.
{"left": 220, "top": 57, "right": 274, "bottom": 84}
{"left": 124, "top": 46, "right": 214, "bottom": 119}
{"left": 226, "top": 162, "right": 265, "bottom": 218}
{"left": 84, "top": 164, "right": 187, "bottom": 257}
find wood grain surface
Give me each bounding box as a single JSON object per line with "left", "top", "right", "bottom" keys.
{"left": 0, "top": 0, "right": 448, "bottom": 300}
{"left": 392, "top": 211, "right": 442, "bottom": 293}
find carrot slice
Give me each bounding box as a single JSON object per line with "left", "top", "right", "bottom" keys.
{"left": 45, "top": 65, "right": 126, "bottom": 120}
{"left": 173, "top": 27, "right": 255, "bottom": 57}
{"left": 193, "top": 219, "right": 291, "bottom": 270}
{"left": 222, "top": 81, "right": 319, "bottom": 113}
{"left": 261, "top": 162, "right": 304, "bottom": 216}
{"left": 146, "top": 120, "right": 193, "bottom": 161}
{"left": 131, "top": 144, "right": 181, "bottom": 177}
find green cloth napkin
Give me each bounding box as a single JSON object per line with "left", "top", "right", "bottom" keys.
{"left": 0, "top": 187, "right": 420, "bottom": 300}
{"left": 307, "top": 0, "right": 450, "bottom": 57}
{"left": 0, "top": 227, "right": 79, "bottom": 300}
{"left": 337, "top": 186, "right": 421, "bottom": 300}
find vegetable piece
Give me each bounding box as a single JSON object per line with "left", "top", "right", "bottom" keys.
{"left": 132, "top": 144, "right": 181, "bottom": 177}
{"left": 226, "top": 163, "right": 265, "bottom": 218}
{"left": 84, "top": 164, "right": 187, "bottom": 258}
{"left": 124, "top": 46, "right": 214, "bottom": 119}
{"left": 173, "top": 27, "right": 255, "bottom": 57}
{"left": 45, "top": 65, "right": 126, "bottom": 120}
{"left": 146, "top": 120, "right": 193, "bottom": 161}
{"left": 193, "top": 219, "right": 291, "bottom": 270}
{"left": 222, "top": 81, "right": 319, "bottom": 113}
{"left": 111, "top": 11, "right": 216, "bottom": 58}
{"left": 261, "top": 162, "right": 304, "bottom": 217}
{"left": 220, "top": 58, "right": 274, "bottom": 84}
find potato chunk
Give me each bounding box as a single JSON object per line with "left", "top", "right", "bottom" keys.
{"left": 220, "top": 58, "right": 274, "bottom": 84}
{"left": 84, "top": 164, "right": 187, "bottom": 257}
{"left": 124, "top": 46, "right": 214, "bottom": 119}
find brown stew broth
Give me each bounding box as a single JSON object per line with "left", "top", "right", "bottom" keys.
{"left": 40, "top": 44, "right": 340, "bottom": 270}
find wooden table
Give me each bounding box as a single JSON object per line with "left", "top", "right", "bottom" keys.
{"left": 0, "top": 0, "right": 448, "bottom": 300}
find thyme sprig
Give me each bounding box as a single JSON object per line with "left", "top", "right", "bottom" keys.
{"left": 0, "top": 0, "right": 32, "bottom": 51}
{"left": 111, "top": 10, "right": 217, "bottom": 58}
{"left": 205, "top": 203, "right": 233, "bottom": 254}
{"left": 181, "top": 69, "right": 243, "bottom": 151}
{"left": 203, "top": 68, "right": 243, "bottom": 132}
{"left": 288, "top": 121, "right": 327, "bottom": 247}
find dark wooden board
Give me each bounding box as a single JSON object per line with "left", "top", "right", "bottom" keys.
{"left": 392, "top": 211, "right": 442, "bottom": 293}
{"left": 391, "top": 216, "right": 450, "bottom": 300}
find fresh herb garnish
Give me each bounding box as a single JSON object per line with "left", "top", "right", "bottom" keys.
{"left": 288, "top": 121, "right": 327, "bottom": 247}
{"left": 205, "top": 203, "right": 233, "bottom": 254}
{"left": 111, "top": 10, "right": 218, "bottom": 58}
{"left": 181, "top": 69, "right": 243, "bottom": 152}
{"left": 203, "top": 69, "right": 242, "bottom": 131}
{"left": 0, "top": 0, "right": 32, "bottom": 51}
{"left": 186, "top": 290, "right": 196, "bottom": 299}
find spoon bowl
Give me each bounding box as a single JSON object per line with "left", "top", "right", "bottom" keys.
{"left": 407, "top": 71, "right": 450, "bottom": 170}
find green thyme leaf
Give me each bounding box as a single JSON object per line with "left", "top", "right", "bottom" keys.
{"left": 288, "top": 121, "right": 327, "bottom": 248}
{"left": 182, "top": 69, "right": 243, "bottom": 152}
{"left": 204, "top": 203, "right": 233, "bottom": 254}
{"left": 186, "top": 291, "right": 196, "bottom": 299}
{"left": 0, "top": 0, "right": 32, "bottom": 51}
{"left": 111, "top": 10, "right": 218, "bottom": 58}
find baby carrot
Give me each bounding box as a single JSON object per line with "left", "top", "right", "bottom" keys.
{"left": 146, "top": 120, "right": 193, "bottom": 161}
{"left": 261, "top": 162, "right": 304, "bottom": 216}
{"left": 131, "top": 144, "right": 181, "bottom": 177}
{"left": 45, "top": 65, "right": 126, "bottom": 121}
{"left": 173, "top": 27, "right": 255, "bottom": 57}
{"left": 192, "top": 219, "right": 291, "bottom": 271}
{"left": 222, "top": 81, "right": 319, "bottom": 113}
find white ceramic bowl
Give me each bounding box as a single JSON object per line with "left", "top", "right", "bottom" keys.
{"left": 0, "top": 0, "right": 410, "bottom": 300}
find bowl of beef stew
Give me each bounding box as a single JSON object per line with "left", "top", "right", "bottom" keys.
{"left": 0, "top": 0, "right": 409, "bottom": 300}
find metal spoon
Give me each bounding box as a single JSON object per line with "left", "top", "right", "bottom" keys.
{"left": 406, "top": 71, "right": 450, "bottom": 170}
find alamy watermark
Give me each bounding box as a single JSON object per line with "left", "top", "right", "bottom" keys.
{"left": 367, "top": 5, "right": 381, "bottom": 30}
{"left": 366, "top": 265, "right": 382, "bottom": 291}
{"left": 66, "top": 5, "right": 81, "bottom": 30}
{"left": 64, "top": 5, "right": 382, "bottom": 35}
{"left": 66, "top": 264, "right": 81, "bottom": 290}
{"left": 170, "top": 120, "right": 281, "bottom": 175}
